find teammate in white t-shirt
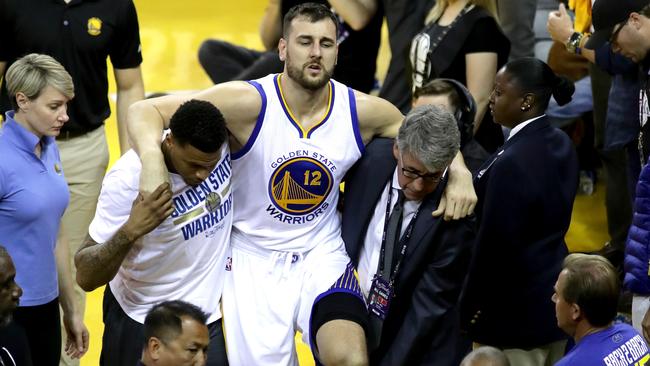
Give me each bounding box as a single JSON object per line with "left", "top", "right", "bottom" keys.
{"left": 74, "top": 100, "right": 232, "bottom": 366}
{"left": 127, "top": 4, "right": 477, "bottom": 365}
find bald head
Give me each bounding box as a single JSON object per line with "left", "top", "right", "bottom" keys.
{"left": 460, "top": 346, "right": 510, "bottom": 366}
{"left": 0, "top": 245, "right": 21, "bottom": 327}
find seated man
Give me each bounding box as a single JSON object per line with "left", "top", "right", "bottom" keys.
{"left": 74, "top": 100, "right": 231, "bottom": 366}
{"left": 0, "top": 246, "right": 28, "bottom": 366}
{"left": 139, "top": 300, "right": 210, "bottom": 366}
{"left": 342, "top": 105, "right": 475, "bottom": 365}
{"left": 460, "top": 346, "right": 510, "bottom": 366}
{"left": 412, "top": 79, "right": 490, "bottom": 175}
{"left": 553, "top": 253, "right": 650, "bottom": 365}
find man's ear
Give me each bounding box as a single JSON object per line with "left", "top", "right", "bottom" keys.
{"left": 630, "top": 12, "right": 645, "bottom": 30}
{"left": 570, "top": 303, "right": 582, "bottom": 322}
{"left": 148, "top": 337, "right": 163, "bottom": 361}
{"left": 278, "top": 38, "right": 287, "bottom": 61}
{"left": 392, "top": 141, "right": 400, "bottom": 161}
{"left": 164, "top": 133, "right": 174, "bottom": 148}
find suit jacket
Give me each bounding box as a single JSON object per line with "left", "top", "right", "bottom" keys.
{"left": 460, "top": 116, "right": 578, "bottom": 349}
{"left": 342, "top": 138, "right": 475, "bottom": 366}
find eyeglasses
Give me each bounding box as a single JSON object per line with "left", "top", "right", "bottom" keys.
{"left": 609, "top": 20, "right": 627, "bottom": 44}
{"left": 401, "top": 168, "right": 443, "bottom": 184}
{"left": 399, "top": 154, "right": 443, "bottom": 184}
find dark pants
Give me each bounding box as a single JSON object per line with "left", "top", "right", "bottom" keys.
{"left": 591, "top": 63, "right": 633, "bottom": 253}
{"left": 100, "top": 286, "right": 228, "bottom": 366}
{"left": 197, "top": 39, "right": 283, "bottom": 84}
{"left": 0, "top": 298, "right": 61, "bottom": 366}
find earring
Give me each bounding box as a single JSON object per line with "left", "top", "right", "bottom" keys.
{"left": 521, "top": 106, "right": 526, "bottom": 111}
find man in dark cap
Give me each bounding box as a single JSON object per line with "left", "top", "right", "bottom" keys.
{"left": 587, "top": 0, "right": 650, "bottom": 162}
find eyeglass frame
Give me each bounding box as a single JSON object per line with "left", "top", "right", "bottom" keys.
{"left": 398, "top": 153, "right": 444, "bottom": 184}
{"left": 609, "top": 19, "right": 628, "bottom": 45}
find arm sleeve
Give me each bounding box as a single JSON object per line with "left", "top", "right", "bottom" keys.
{"left": 109, "top": 0, "right": 143, "bottom": 69}
{"left": 88, "top": 163, "right": 139, "bottom": 243}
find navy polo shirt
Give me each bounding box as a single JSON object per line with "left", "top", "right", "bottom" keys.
{"left": 0, "top": 0, "right": 143, "bottom": 134}
{"left": 0, "top": 111, "right": 69, "bottom": 306}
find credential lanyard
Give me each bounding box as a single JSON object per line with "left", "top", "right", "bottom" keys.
{"left": 378, "top": 179, "right": 421, "bottom": 284}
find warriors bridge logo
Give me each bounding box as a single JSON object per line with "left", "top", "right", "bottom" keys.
{"left": 268, "top": 157, "right": 333, "bottom": 215}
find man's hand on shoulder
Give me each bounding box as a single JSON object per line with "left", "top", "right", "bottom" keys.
{"left": 124, "top": 182, "right": 174, "bottom": 239}
{"left": 432, "top": 159, "right": 476, "bottom": 221}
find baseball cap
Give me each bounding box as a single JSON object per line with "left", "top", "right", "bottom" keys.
{"left": 586, "top": 0, "right": 650, "bottom": 49}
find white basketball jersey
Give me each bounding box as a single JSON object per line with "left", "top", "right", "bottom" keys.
{"left": 232, "top": 74, "right": 364, "bottom": 252}
{"left": 89, "top": 142, "right": 233, "bottom": 323}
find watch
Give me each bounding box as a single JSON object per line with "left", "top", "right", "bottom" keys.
{"left": 566, "top": 32, "right": 584, "bottom": 54}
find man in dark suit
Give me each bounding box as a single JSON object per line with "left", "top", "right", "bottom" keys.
{"left": 342, "top": 104, "right": 475, "bottom": 365}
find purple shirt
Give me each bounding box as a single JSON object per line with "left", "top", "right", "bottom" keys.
{"left": 556, "top": 323, "right": 649, "bottom": 366}
{"left": 0, "top": 111, "right": 69, "bottom": 306}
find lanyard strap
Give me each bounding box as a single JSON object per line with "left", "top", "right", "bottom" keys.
{"left": 378, "top": 179, "right": 421, "bottom": 283}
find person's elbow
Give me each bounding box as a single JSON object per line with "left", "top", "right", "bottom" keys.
{"left": 74, "top": 254, "right": 102, "bottom": 292}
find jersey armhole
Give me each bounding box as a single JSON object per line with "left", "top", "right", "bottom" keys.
{"left": 348, "top": 87, "right": 365, "bottom": 155}
{"left": 232, "top": 80, "right": 267, "bottom": 160}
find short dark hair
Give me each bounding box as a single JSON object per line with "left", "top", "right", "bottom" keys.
{"left": 169, "top": 99, "right": 227, "bottom": 154}
{"left": 413, "top": 79, "right": 462, "bottom": 113}
{"left": 282, "top": 2, "right": 339, "bottom": 38}
{"left": 561, "top": 254, "right": 619, "bottom": 327}
{"left": 143, "top": 300, "right": 209, "bottom": 347}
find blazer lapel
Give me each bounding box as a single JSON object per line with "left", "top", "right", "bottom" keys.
{"left": 475, "top": 117, "right": 550, "bottom": 181}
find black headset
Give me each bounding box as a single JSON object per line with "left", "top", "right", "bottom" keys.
{"left": 436, "top": 78, "right": 476, "bottom": 147}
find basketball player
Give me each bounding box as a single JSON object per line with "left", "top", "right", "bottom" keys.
{"left": 74, "top": 100, "right": 232, "bottom": 366}
{"left": 127, "top": 4, "right": 476, "bottom": 365}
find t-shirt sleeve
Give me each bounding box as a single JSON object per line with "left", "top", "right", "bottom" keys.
{"left": 109, "top": 0, "right": 143, "bottom": 69}
{"left": 461, "top": 16, "right": 504, "bottom": 55}
{"left": 88, "top": 163, "right": 139, "bottom": 244}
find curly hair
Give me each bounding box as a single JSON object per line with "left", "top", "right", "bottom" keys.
{"left": 169, "top": 99, "right": 227, "bottom": 153}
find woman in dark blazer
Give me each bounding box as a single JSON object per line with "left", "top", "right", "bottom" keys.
{"left": 460, "top": 57, "right": 579, "bottom": 365}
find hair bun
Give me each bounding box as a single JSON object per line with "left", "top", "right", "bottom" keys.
{"left": 552, "top": 76, "right": 575, "bottom": 106}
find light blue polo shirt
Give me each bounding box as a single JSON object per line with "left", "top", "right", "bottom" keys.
{"left": 0, "top": 111, "right": 69, "bottom": 306}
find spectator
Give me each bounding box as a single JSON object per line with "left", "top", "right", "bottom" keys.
{"left": 0, "top": 246, "right": 27, "bottom": 366}
{"left": 412, "top": 79, "right": 490, "bottom": 174}
{"left": 198, "top": 0, "right": 383, "bottom": 93}
{"left": 409, "top": 0, "right": 510, "bottom": 153}
{"left": 460, "top": 346, "right": 510, "bottom": 366}
{"left": 553, "top": 253, "right": 649, "bottom": 365}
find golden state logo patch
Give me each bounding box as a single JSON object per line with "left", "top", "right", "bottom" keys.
{"left": 268, "top": 157, "right": 333, "bottom": 215}
{"left": 87, "top": 17, "right": 102, "bottom": 36}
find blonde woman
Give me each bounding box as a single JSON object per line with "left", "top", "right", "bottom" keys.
{"left": 0, "top": 54, "right": 88, "bottom": 365}
{"left": 410, "top": 0, "right": 509, "bottom": 153}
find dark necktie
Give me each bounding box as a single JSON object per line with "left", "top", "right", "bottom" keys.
{"left": 381, "top": 189, "right": 405, "bottom": 280}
